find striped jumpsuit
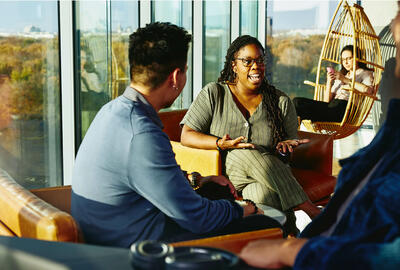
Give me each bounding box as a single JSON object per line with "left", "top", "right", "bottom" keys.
{"left": 181, "top": 82, "right": 309, "bottom": 213}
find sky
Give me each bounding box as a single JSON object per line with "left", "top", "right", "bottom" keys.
{"left": 0, "top": 0, "right": 389, "bottom": 35}
{"left": 0, "top": 1, "right": 58, "bottom": 33}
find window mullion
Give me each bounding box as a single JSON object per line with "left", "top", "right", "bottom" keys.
{"left": 59, "top": 0, "right": 75, "bottom": 185}
{"left": 193, "top": 0, "right": 203, "bottom": 99}
{"left": 258, "top": 0, "right": 266, "bottom": 48}
{"left": 231, "top": 0, "right": 240, "bottom": 42}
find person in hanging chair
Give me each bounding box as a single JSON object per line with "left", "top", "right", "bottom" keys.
{"left": 293, "top": 45, "right": 374, "bottom": 123}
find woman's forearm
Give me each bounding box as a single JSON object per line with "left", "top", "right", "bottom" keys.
{"left": 181, "top": 124, "right": 219, "bottom": 150}
{"left": 353, "top": 81, "right": 374, "bottom": 94}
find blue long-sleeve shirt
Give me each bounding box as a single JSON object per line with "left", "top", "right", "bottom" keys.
{"left": 71, "top": 87, "right": 242, "bottom": 248}
{"left": 295, "top": 99, "right": 400, "bottom": 270}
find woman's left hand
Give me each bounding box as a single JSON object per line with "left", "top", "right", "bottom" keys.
{"left": 335, "top": 71, "right": 351, "bottom": 84}
{"left": 276, "top": 139, "right": 310, "bottom": 154}
{"left": 202, "top": 175, "right": 239, "bottom": 199}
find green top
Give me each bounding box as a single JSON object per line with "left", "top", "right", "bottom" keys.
{"left": 182, "top": 82, "right": 298, "bottom": 149}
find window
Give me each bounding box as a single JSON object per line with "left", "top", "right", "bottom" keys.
{"left": 0, "top": 1, "right": 62, "bottom": 188}
{"left": 266, "top": 1, "right": 344, "bottom": 99}
{"left": 152, "top": 0, "right": 193, "bottom": 109}
{"left": 74, "top": 1, "right": 139, "bottom": 141}
{"left": 203, "top": 0, "right": 230, "bottom": 85}
{"left": 111, "top": 1, "right": 139, "bottom": 101}
{"left": 75, "top": 1, "right": 111, "bottom": 140}
{"left": 240, "top": 0, "right": 258, "bottom": 37}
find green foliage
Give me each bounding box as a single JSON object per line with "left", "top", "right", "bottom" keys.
{"left": 268, "top": 34, "right": 325, "bottom": 98}
{"left": 0, "top": 36, "right": 59, "bottom": 118}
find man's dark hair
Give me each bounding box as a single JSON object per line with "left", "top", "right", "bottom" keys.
{"left": 129, "top": 22, "right": 192, "bottom": 89}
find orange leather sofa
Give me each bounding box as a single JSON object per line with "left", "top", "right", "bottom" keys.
{"left": 159, "top": 109, "right": 337, "bottom": 206}
{"left": 0, "top": 142, "right": 281, "bottom": 252}
{"left": 0, "top": 173, "right": 281, "bottom": 252}
{"left": 0, "top": 169, "right": 79, "bottom": 242}
{"left": 0, "top": 109, "right": 332, "bottom": 251}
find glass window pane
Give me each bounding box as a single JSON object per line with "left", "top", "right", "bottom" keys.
{"left": 0, "top": 1, "right": 62, "bottom": 188}
{"left": 75, "top": 1, "right": 139, "bottom": 143}
{"left": 75, "top": 1, "right": 111, "bottom": 140}
{"left": 111, "top": 1, "right": 139, "bottom": 100}
{"left": 240, "top": 0, "right": 258, "bottom": 37}
{"left": 203, "top": 0, "right": 230, "bottom": 85}
{"left": 152, "top": 0, "right": 193, "bottom": 110}
{"left": 267, "top": 0, "right": 343, "bottom": 99}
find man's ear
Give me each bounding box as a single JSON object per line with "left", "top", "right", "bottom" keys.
{"left": 170, "top": 68, "right": 181, "bottom": 87}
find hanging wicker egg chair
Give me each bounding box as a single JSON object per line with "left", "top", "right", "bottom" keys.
{"left": 303, "top": 0, "right": 384, "bottom": 139}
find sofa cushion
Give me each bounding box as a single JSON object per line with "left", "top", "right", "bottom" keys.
{"left": 291, "top": 168, "right": 336, "bottom": 204}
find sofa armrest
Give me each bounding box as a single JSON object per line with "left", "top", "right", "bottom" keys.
{"left": 0, "top": 169, "right": 79, "bottom": 242}
{"left": 291, "top": 131, "right": 334, "bottom": 176}
{"left": 171, "top": 141, "right": 221, "bottom": 176}
{"left": 30, "top": 185, "right": 72, "bottom": 214}
{"left": 171, "top": 228, "right": 283, "bottom": 254}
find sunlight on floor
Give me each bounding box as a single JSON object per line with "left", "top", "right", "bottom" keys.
{"left": 295, "top": 210, "right": 312, "bottom": 232}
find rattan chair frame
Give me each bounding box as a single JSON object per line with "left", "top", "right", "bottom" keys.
{"left": 303, "top": 0, "right": 384, "bottom": 139}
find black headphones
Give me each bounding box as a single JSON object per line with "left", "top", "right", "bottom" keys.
{"left": 130, "top": 240, "right": 239, "bottom": 270}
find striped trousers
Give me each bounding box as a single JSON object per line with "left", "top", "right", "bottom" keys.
{"left": 225, "top": 148, "right": 308, "bottom": 211}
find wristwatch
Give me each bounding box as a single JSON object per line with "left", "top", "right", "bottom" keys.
{"left": 189, "top": 172, "right": 201, "bottom": 189}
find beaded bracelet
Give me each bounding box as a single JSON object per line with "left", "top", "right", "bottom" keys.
{"left": 243, "top": 199, "right": 258, "bottom": 215}
{"left": 216, "top": 137, "right": 222, "bottom": 151}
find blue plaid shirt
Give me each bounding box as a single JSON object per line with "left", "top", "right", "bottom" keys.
{"left": 295, "top": 99, "right": 400, "bottom": 270}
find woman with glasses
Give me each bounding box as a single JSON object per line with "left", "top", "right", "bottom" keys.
{"left": 181, "top": 35, "right": 320, "bottom": 234}
{"left": 293, "top": 45, "right": 374, "bottom": 123}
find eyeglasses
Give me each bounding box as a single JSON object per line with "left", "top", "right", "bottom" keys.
{"left": 235, "top": 57, "right": 265, "bottom": 67}
{"left": 341, "top": 56, "right": 353, "bottom": 62}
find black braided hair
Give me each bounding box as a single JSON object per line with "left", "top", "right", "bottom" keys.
{"left": 218, "top": 35, "right": 287, "bottom": 146}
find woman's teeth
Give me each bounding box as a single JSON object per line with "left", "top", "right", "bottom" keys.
{"left": 248, "top": 74, "right": 261, "bottom": 82}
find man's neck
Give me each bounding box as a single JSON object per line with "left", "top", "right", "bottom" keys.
{"left": 129, "top": 82, "right": 165, "bottom": 112}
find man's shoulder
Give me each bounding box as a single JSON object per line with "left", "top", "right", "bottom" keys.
{"left": 90, "top": 96, "right": 163, "bottom": 138}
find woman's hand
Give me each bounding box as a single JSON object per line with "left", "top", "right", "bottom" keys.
{"left": 276, "top": 139, "right": 310, "bottom": 154}
{"left": 218, "top": 134, "right": 255, "bottom": 150}
{"left": 201, "top": 175, "right": 239, "bottom": 199}
{"left": 328, "top": 70, "right": 350, "bottom": 85}
{"left": 242, "top": 202, "right": 264, "bottom": 217}
{"left": 334, "top": 71, "right": 351, "bottom": 84}
{"left": 327, "top": 70, "right": 336, "bottom": 85}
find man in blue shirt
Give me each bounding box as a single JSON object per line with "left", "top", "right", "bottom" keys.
{"left": 71, "top": 22, "right": 279, "bottom": 248}
{"left": 240, "top": 5, "right": 400, "bottom": 270}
